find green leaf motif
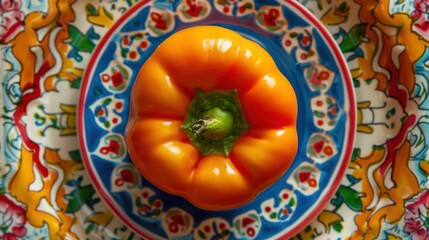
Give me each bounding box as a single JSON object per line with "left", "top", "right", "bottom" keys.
{"left": 333, "top": 222, "right": 343, "bottom": 232}
{"left": 94, "top": 88, "right": 102, "bottom": 96}
{"left": 288, "top": 197, "right": 296, "bottom": 207}
{"left": 221, "top": 229, "right": 230, "bottom": 236}
{"left": 152, "top": 209, "right": 161, "bottom": 216}
{"left": 69, "top": 150, "right": 82, "bottom": 161}
{"left": 85, "top": 223, "right": 96, "bottom": 234}
{"left": 85, "top": 3, "right": 97, "bottom": 15}
{"left": 135, "top": 197, "right": 142, "bottom": 207}
{"left": 234, "top": 220, "right": 241, "bottom": 233}
{"left": 71, "top": 78, "right": 81, "bottom": 89}
{"left": 314, "top": 111, "right": 325, "bottom": 118}
{"left": 338, "top": 2, "right": 348, "bottom": 12}
{"left": 121, "top": 48, "right": 129, "bottom": 58}
{"left": 103, "top": 98, "right": 112, "bottom": 106}
{"left": 335, "top": 186, "right": 363, "bottom": 211}
{"left": 65, "top": 185, "right": 97, "bottom": 213}
{"left": 198, "top": 230, "right": 206, "bottom": 239}
{"left": 104, "top": 121, "right": 110, "bottom": 128}
{"left": 424, "top": 216, "right": 429, "bottom": 228}
{"left": 65, "top": 197, "right": 83, "bottom": 213}
{"left": 353, "top": 78, "right": 360, "bottom": 87}
{"left": 351, "top": 148, "right": 360, "bottom": 160}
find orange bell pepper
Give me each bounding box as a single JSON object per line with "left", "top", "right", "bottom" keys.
{"left": 126, "top": 26, "right": 298, "bottom": 210}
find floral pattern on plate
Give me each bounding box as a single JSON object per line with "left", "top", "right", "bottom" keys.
{"left": 78, "top": 0, "right": 355, "bottom": 239}
{"left": 6, "top": 0, "right": 429, "bottom": 238}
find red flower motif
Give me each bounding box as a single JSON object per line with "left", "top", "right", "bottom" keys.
{"left": 0, "top": 0, "right": 21, "bottom": 11}
{"left": 404, "top": 190, "right": 429, "bottom": 239}
{"left": 0, "top": 194, "right": 27, "bottom": 239}
{"left": 0, "top": 0, "right": 24, "bottom": 44}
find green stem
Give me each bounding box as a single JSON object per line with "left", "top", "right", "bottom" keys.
{"left": 181, "top": 89, "right": 250, "bottom": 156}
{"left": 192, "top": 107, "right": 234, "bottom": 140}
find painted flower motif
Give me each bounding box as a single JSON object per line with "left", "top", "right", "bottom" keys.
{"left": 177, "top": 0, "right": 211, "bottom": 22}
{"left": 162, "top": 208, "right": 193, "bottom": 238}
{"left": 111, "top": 164, "right": 141, "bottom": 192}
{"left": 0, "top": 0, "right": 24, "bottom": 44}
{"left": 404, "top": 190, "right": 429, "bottom": 239}
{"left": 411, "top": 0, "right": 429, "bottom": 40}
{"left": 1, "top": 0, "right": 21, "bottom": 10}
{"left": 0, "top": 194, "right": 27, "bottom": 239}
{"left": 214, "top": 0, "right": 253, "bottom": 17}
{"left": 135, "top": 188, "right": 163, "bottom": 218}
{"left": 90, "top": 96, "right": 124, "bottom": 130}
{"left": 255, "top": 6, "right": 286, "bottom": 32}
{"left": 412, "top": 0, "right": 429, "bottom": 18}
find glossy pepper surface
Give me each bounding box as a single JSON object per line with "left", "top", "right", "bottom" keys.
{"left": 126, "top": 26, "right": 298, "bottom": 210}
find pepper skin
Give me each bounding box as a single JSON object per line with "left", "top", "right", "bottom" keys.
{"left": 126, "top": 26, "right": 298, "bottom": 210}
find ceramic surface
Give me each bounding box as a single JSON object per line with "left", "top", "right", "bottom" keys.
{"left": 78, "top": 0, "right": 355, "bottom": 239}
{"left": 0, "top": 0, "right": 427, "bottom": 239}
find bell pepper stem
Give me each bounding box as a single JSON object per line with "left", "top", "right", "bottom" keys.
{"left": 182, "top": 89, "right": 250, "bottom": 156}
{"left": 192, "top": 107, "right": 234, "bottom": 140}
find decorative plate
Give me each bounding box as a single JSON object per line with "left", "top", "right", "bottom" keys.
{"left": 78, "top": 0, "right": 356, "bottom": 239}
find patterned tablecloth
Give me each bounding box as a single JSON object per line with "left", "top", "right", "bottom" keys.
{"left": 0, "top": 0, "right": 427, "bottom": 239}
